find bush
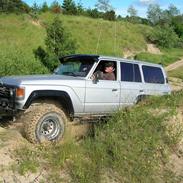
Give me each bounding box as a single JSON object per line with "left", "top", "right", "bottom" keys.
{"left": 172, "top": 15, "right": 183, "bottom": 38}
{"left": 34, "top": 17, "right": 77, "bottom": 72}
{"left": 147, "top": 26, "right": 180, "bottom": 48}
{"left": 0, "top": 0, "right": 30, "bottom": 13}
{"left": 0, "top": 49, "right": 48, "bottom": 76}
{"left": 103, "top": 10, "right": 116, "bottom": 21}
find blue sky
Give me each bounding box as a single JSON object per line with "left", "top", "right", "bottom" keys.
{"left": 23, "top": 0, "right": 183, "bottom": 17}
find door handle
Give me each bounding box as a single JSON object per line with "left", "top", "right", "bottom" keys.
{"left": 112, "top": 89, "right": 118, "bottom": 92}
{"left": 139, "top": 90, "right": 144, "bottom": 93}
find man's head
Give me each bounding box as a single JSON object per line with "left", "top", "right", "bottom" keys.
{"left": 104, "top": 62, "right": 115, "bottom": 73}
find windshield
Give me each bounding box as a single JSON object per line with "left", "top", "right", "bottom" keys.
{"left": 54, "top": 56, "right": 96, "bottom": 77}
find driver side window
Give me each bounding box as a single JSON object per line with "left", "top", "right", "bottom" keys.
{"left": 93, "top": 60, "right": 117, "bottom": 81}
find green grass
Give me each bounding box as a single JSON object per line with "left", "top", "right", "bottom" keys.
{"left": 39, "top": 13, "right": 150, "bottom": 55}
{"left": 0, "top": 14, "right": 48, "bottom": 76}
{"left": 13, "top": 91, "right": 183, "bottom": 182}
{"left": 13, "top": 146, "right": 39, "bottom": 175}
{"left": 135, "top": 48, "right": 183, "bottom": 66}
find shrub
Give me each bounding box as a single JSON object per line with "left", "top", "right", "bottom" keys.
{"left": 103, "top": 10, "right": 116, "bottom": 21}
{"left": 34, "top": 16, "right": 77, "bottom": 72}
{"left": 147, "top": 26, "right": 179, "bottom": 48}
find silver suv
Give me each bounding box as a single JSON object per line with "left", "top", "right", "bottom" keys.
{"left": 0, "top": 54, "right": 171, "bottom": 143}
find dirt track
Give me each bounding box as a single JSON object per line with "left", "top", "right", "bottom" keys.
{"left": 165, "top": 58, "right": 183, "bottom": 91}
{"left": 166, "top": 58, "right": 183, "bottom": 71}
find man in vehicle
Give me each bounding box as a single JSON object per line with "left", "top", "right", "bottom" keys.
{"left": 102, "top": 62, "right": 115, "bottom": 80}
{"left": 93, "top": 61, "right": 116, "bottom": 81}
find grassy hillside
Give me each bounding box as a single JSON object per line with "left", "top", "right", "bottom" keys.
{"left": 135, "top": 48, "right": 183, "bottom": 66}
{"left": 13, "top": 91, "right": 183, "bottom": 182}
{"left": 0, "top": 12, "right": 183, "bottom": 75}
{"left": 0, "top": 14, "right": 48, "bottom": 75}
{"left": 0, "top": 13, "right": 151, "bottom": 76}
{"left": 39, "top": 13, "right": 150, "bottom": 55}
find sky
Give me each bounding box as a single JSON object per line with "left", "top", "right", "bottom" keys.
{"left": 23, "top": 0, "right": 183, "bottom": 17}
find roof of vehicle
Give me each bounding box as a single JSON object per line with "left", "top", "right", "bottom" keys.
{"left": 99, "top": 55, "right": 163, "bottom": 68}
{"left": 59, "top": 54, "right": 99, "bottom": 62}
{"left": 59, "top": 54, "right": 163, "bottom": 68}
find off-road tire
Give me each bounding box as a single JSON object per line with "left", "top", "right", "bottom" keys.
{"left": 23, "top": 101, "right": 68, "bottom": 144}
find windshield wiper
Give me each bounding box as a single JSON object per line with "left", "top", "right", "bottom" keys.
{"left": 63, "top": 72, "right": 77, "bottom": 77}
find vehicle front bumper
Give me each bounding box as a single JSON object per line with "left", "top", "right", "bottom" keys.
{"left": 0, "top": 84, "right": 16, "bottom": 117}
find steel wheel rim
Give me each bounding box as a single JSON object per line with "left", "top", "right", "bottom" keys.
{"left": 37, "top": 114, "right": 64, "bottom": 141}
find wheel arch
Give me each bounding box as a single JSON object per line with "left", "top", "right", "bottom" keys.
{"left": 23, "top": 90, "right": 74, "bottom": 119}
{"left": 135, "top": 94, "right": 150, "bottom": 104}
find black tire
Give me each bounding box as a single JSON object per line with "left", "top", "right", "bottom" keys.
{"left": 23, "top": 101, "right": 68, "bottom": 144}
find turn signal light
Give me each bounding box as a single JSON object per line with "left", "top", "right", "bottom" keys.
{"left": 16, "top": 87, "right": 25, "bottom": 99}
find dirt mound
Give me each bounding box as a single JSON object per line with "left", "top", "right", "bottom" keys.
{"left": 0, "top": 118, "right": 92, "bottom": 182}
{"left": 0, "top": 125, "right": 47, "bottom": 182}
{"left": 30, "top": 20, "right": 42, "bottom": 27}
{"left": 147, "top": 44, "right": 162, "bottom": 54}
{"left": 123, "top": 49, "right": 135, "bottom": 58}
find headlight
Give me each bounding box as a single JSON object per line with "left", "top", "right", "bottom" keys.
{"left": 16, "top": 87, "right": 25, "bottom": 99}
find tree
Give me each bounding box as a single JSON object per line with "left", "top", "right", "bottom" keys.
{"left": 127, "top": 5, "right": 137, "bottom": 17}
{"left": 86, "top": 8, "right": 102, "bottom": 18}
{"left": 172, "top": 15, "right": 183, "bottom": 38}
{"left": 147, "top": 4, "right": 162, "bottom": 25}
{"left": 32, "top": 2, "right": 39, "bottom": 13}
{"left": 168, "top": 4, "right": 180, "bottom": 17}
{"left": 45, "top": 17, "right": 76, "bottom": 57}
{"left": 0, "top": 0, "right": 30, "bottom": 13}
{"left": 50, "top": 0, "right": 62, "bottom": 14}
{"left": 95, "top": 0, "right": 113, "bottom": 12}
{"left": 147, "top": 25, "right": 179, "bottom": 48}
{"left": 77, "top": 1, "right": 84, "bottom": 15}
{"left": 41, "top": 1, "right": 49, "bottom": 12}
{"left": 103, "top": 10, "right": 116, "bottom": 21}
{"left": 34, "top": 17, "right": 77, "bottom": 71}
{"left": 30, "top": 2, "right": 40, "bottom": 20}
{"left": 62, "top": 0, "right": 77, "bottom": 15}
{"left": 158, "top": 4, "right": 180, "bottom": 26}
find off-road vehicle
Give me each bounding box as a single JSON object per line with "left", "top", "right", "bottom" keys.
{"left": 0, "top": 54, "right": 171, "bottom": 143}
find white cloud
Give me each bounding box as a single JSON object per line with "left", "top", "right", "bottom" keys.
{"left": 115, "top": 7, "right": 147, "bottom": 18}
{"left": 137, "top": 0, "right": 157, "bottom": 6}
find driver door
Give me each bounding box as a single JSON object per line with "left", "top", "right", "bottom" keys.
{"left": 84, "top": 60, "right": 120, "bottom": 113}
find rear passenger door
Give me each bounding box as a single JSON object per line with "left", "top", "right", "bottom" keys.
{"left": 120, "top": 62, "right": 143, "bottom": 107}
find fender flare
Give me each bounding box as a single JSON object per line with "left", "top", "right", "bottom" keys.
{"left": 23, "top": 90, "right": 74, "bottom": 118}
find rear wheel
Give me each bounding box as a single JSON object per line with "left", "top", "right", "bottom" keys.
{"left": 23, "top": 102, "right": 68, "bottom": 144}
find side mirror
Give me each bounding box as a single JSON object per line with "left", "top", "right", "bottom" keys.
{"left": 53, "top": 67, "right": 59, "bottom": 75}
{"left": 91, "top": 71, "right": 103, "bottom": 84}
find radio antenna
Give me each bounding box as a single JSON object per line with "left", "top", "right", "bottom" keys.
{"left": 95, "top": 21, "right": 102, "bottom": 54}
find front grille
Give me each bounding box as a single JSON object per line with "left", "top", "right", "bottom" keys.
{"left": 0, "top": 86, "right": 10, "bottom": 98}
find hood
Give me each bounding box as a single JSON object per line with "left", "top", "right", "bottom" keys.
{"left": 0, "top": 74, "right": 85, "bottom": 86}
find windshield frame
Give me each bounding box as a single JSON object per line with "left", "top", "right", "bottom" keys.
{"left": 54, "top": 55, "right": 99, "bottom": 78}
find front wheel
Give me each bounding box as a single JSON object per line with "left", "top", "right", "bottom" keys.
{"left": 24, "top": 102, "right": 67, "bottom": 144}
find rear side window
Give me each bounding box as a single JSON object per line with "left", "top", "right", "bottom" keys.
{"left": 142, "top": 65, "right": 165, "bottom": 84}
{"left": 121, "top": 62, "right": 141, "bottom": 82}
